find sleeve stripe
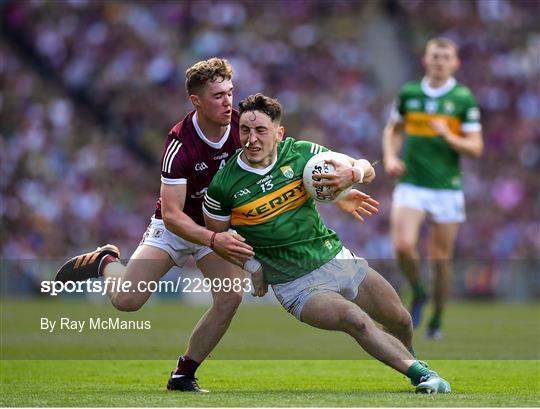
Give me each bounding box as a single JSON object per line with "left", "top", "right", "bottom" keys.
{"left": 204, "top": 195, "right": 221, "bottom": 206}
{"left": 310, "top": 143, "right": 323, "bottom": 155}
{"left": 202, "top": 206, "right": 231, "bottom": 221}
{"left": 461, "top": 123, "right": 482, "bottom": 132}
{"left": 161, "top": 177, "right": 187, "bottom": 185}
{"left": 162, "top": 140, "right": 178, "bottom": 172}
{"left": 165, "top": 141, "right": 183, "bottom": 174}
{"left": 204, "top": 199, "right": 221, "bottom": 211}
{"left": 162, "top": 140, "right": 182, "bottom": 173}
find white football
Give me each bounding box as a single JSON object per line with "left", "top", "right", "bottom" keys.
{"left": 303, "top": 151, "right": 352, "bottom": 203}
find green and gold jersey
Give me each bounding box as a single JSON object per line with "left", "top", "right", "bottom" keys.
{"left": 393, "top": 77, "right": 481, "bottom": 190}
{"left": 203, "top": 137, "right": 342, "bottom": 284}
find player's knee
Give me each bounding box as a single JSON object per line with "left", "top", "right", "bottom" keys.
{"left": 397, "top": 308, "right": 413, "bottom": 330}
{"left": 111, "top": 293, "right": 144, "bottom": 312}
{"left": 393, "top": 238, "right": 416, "bottom": 257}
{"left": 341, "top": 307, "right": 372, "bottom": 335}
{"left": 213, "top": 291, "right": 242, "bottom": 316}
{"left": 431, "top": 257, "right": 451, "bottom": 269}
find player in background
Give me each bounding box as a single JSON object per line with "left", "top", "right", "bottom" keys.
{"left": 382, "top": 38, "right": 483, "bottom": 339}
{"left": 55, "top": 58, "right": 254, "bottom": 392}
{"left": 203, "top": 93, "right": 451, "bottom": 394}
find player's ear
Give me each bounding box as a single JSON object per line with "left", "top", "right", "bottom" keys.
{"left": 190, "top": 94, "right": 201, "bottom": 109}
{"left": 453, "top": 56, "right": 461, "bottom": 72}
{"left": 276, "top": 125, "right": 285, "bottom": 142}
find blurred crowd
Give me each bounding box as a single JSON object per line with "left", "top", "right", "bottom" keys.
{"left": 1, "top": 0, "right": 538, "bottom": 296}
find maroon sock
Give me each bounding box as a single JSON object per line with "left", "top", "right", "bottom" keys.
{"left": 99, "top": 255, "right": 118, "bottom": 276}
{"left": 174, "top": 356, "right": 200, "bottom": 377}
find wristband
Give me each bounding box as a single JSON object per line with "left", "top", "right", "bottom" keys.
{"left": 352, "top": 166, "right": 365, "bottom": 183}
{"left": 243, "top": 257, "right": 261, "bottom": 274}
{"left": 209, "top": 232, "right": 217, "bottom": 249}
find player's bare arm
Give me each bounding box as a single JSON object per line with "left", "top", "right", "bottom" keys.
{"left": 382, "top": 119, "right": 406, "bottom": 178}
{"left": 161, "top": 183, "right": 254, "bottom": 264}
{"left": 428, "top": 119, "right": 483, "bottom": 158}
{"left": 201, "top": 212, "right": 254, "bottom": 267}
{"left": 204, "top": 214, "right": 265, "bottom": 295}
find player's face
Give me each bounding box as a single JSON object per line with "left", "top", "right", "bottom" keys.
{"left": 239, "top": 111, "right": 284, "bottom": 169}
{"left": 423, "top": 45, "right": 459, "bottom": 81}
{"left": 194, "top": 77, "right": 233, "bottom": 126}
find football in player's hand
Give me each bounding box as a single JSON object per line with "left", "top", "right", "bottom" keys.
{"left": 303, "top": 151, "right": 352, "bottom": 203}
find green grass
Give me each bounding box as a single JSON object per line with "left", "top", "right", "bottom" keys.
{"left": 1, "top": 360, "right": 539, "bottom": 406}
{"left": 1, "top": 299, "right": 539, "bottom": 406}
{"left": 1, "top": 299, "right": 539, "bottom": 360}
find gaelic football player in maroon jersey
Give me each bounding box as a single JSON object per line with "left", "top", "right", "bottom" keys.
{"left": 56, "top": 58, "right": 254, "bottom": 392}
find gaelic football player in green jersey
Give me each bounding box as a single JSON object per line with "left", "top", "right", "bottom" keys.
{"left": 204, "top": 93, "right": 451, "bottom": 394}
{"left": 382, "top": 38, "right": 484, "bottom": 339}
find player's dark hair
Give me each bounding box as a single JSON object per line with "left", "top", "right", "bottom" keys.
{"left": 238, "top": 93, "right": 282, "bottom": 124}
{"left": 185, "top": 58, "right": 233, "bottom": 95}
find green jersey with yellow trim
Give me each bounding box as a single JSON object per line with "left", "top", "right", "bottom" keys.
{"left": 203, "top": 137, "right": 342, "bottom": 284}
{"left": 393, "top": 78, "right": 481, "bottom": 190}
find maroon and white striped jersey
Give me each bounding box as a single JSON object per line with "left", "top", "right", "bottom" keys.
{"left": 154, "top": 110, "right": 240, "bottom": 226}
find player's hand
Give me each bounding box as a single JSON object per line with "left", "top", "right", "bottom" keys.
{"left": 336, "top": 189, "right": 380, "bottom": 222}
{"left": 383, "top": 156, "right": 405, "bottom": 178}
{"left": 212, "top": 232, "right": 254, "bottom": 266}
{"left": 250, "top": 266, "right": 268, "bottom": 297}
{"left": 429, "top": 119, "right": 451, "bottom": 139}
{"left": 312, "top": 158, "right": 355, "bottom": 200}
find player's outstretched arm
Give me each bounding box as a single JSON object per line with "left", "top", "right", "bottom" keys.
{"left": 335, "top": 189, "right": 380, "bottom": 222}
{"left": 161, "top": 183, "right": 253, "bottom": 265}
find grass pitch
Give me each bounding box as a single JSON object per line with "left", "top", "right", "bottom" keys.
{"left": 1, "top": 299, "right": 539, "bottom": 406}
{"left": 1, "top": 359, "right": 539, "bottom": 407}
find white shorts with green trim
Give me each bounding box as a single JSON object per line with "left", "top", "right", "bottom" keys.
{"left": 392, "top": 183, "right": 466, "bottom": 223}
{"left": 139, "top": 216, "right": 213, "bottom": 267}
{"left": 271, "top": 247, "right": 369, "bottom": 320}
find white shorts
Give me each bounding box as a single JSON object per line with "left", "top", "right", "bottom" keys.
{"left": 392, "top": 183, "right": 466, "bottom": 223}
{"left": 271, "top": 247, "right": 369, "bottom": 321}
{"left": 139, "top": 217, "right": 213, "bottom": 267}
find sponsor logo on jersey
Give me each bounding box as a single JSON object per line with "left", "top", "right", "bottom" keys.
{"left": 231, "top": 179, "right": 308, "bottom": 226}
{"left": 214, "top": 152, "right": 229, "bottom": 160}
{"left": 404, "top": 113, "right": 461, "bottom": 137}
{"left": 256, "top": 174, "right": 273, "bottom": 185}
{"left": 406, "top": 99, "right": 421, "bottom": 110}
{"left": 280, "top": 165, "right": 294, "bottom": 179}
{"left": 443, "top": 100, "right": 455, "bottom": 114}
{"left": 425, "top": 99, "right": 438, "bottom": 113}
{"left": 195, "top": 162, "right": 209, "bottom": 171}
{"left": 191, "top": 187, "right": 208, "bottom": 199}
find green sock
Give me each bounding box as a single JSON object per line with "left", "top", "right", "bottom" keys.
{"left": 406, "top": 361, "right": 430, "bottom": 384}
{"left": 428, "top": 312, "right": 441, "bottom": 329}
{"left": 411, "top": 281, "right": 426, "bottom": 299}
